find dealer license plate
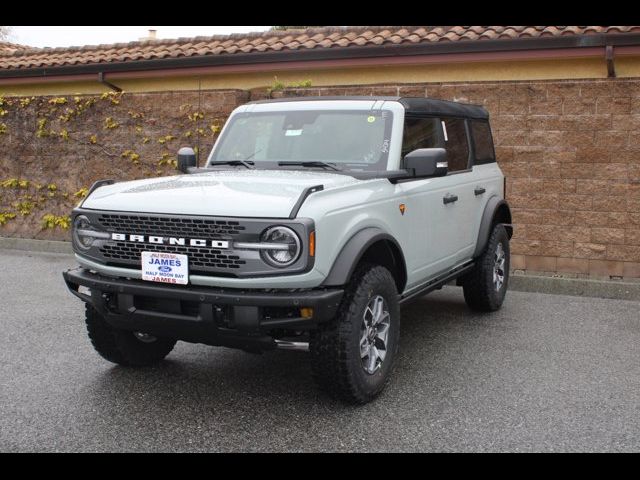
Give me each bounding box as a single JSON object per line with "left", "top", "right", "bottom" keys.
{"left": 141, "top": 251, "right": 189, "bottom": 285}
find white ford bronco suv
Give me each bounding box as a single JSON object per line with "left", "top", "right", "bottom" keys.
{"left": 63, "top": 96, "right": 512, "bottom": 403}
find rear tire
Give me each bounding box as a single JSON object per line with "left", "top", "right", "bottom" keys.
{"left": 310, "top": 263, "right": 400, "bottom": 404}
{"left": 462, "top": 224, "right": 510, "bottom": 312}
{"left": 85, "top": 304, "right": 177, "bottom": 366}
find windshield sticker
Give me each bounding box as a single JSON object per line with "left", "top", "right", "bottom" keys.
{"left": 285, "top": 129, "right": 303, "bottom": 136}
{"left": 381, "top": 139, "right": 390, "bottom": 153}
{"left": 367, "top": 116, "right": 376, "bottom": 123}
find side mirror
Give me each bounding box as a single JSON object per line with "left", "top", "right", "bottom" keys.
{"left": 403, "top": 148, "right": 448, "bottom": 178}
{"left": 177, "top": 147, "right": 197, "bottom": 173}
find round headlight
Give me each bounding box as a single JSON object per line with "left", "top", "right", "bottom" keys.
{"left": 73, "top": 215, "right": 97, "bottom": 250}
{"left": 260, "top": 226, "right": 301, "bottom": 267}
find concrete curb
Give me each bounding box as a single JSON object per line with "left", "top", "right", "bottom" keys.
{"left": 1, "top": 236, "right": 639, "bottom": 301}
{"left": 0, "top": 236, "right": 72, "bottom": 254}
{"left": 509, "top": 273, "right": 640, "bottom": 302}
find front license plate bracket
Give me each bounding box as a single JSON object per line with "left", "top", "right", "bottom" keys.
{"left": 141, "top": 251, "right": 189, "bottom": 285}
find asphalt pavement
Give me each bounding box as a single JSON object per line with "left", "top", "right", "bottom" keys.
{"left": 1, "top": 249, "right": 639, "bottom": 452}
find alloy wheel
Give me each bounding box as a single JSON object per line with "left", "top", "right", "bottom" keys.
{"left": 493, "top": 242, "right": 506, "bottom": 292}
{"left": 359, "top": 295, "right": 391, "bottom": 375}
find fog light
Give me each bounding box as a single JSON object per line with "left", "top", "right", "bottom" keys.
{"left": 300, "top": 307, "right": 314, "bottom": 319}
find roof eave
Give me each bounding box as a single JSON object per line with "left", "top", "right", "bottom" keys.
{"left": 2, "top": 32, "right": 640, "bottom": 80}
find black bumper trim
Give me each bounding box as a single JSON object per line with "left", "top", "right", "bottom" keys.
{"left": 63, "top": 268, "right": 343, "bottom": 348}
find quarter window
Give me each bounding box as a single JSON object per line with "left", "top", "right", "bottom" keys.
{"left": 441, "top": 117, "right": 470, "bottom": 172}
{"left": 470, "top": 120, "right": 496, "bottom": 165}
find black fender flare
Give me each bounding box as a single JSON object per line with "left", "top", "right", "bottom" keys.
{"left": 473, "top": 196, "right": 513, "bottom": 258}
{"left": 322, "top": 227, "right": 407, "bottom": 291}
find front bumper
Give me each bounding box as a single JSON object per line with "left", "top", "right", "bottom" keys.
{"left": 63, "top": 268, "right": 343, "bottom": 350}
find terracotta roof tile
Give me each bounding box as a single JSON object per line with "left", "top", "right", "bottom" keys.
{"left": 2, "top": 26, "right": 640, "bottom": 71}
{"left": 0, "top": 41, "right": 31, "bottom": 54}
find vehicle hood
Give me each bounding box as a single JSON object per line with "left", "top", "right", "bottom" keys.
{"left": 81, "top": 169, "right": 367, "bottom": 218}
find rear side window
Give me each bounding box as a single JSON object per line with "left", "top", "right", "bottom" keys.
{"left": 470, "top": 120, "right": 496, "bottom": 165}
{"left": 441, "top": 117, "right": 470, "bottom": 172}
{"left": 401, "top": 117, "right": 441, "bottom": 159}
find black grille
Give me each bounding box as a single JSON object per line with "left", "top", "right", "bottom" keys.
{"left": 97, "top": 214, "right": 246, "bottom": 238}
{"left": 76, "top": 210, "right": 312, "bottom": 277}
{"left": 100, "top": 242, "right": 246, "bottom": 270}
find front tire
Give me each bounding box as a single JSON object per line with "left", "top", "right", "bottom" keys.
{"left": 310, "top": 263, "right": 400, "bottom": 404}
{"left": 462, "top": 224, "right": 510, "bottom": 312}
{"left": 85, "top": 304, "right": 177, "bottom": 366}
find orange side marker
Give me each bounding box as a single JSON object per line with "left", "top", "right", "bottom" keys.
{"left": 309, "top": 231, "right": 315, "bottom": 257}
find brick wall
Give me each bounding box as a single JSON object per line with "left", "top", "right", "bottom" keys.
{"left": 0, "top": 89, "right": 248, "bottom": 240}
{"left": 272, "top": 79, "right": 640, "bottom": 280}
{"left": 1, "top": 78, "right": 638, "bottom": 279}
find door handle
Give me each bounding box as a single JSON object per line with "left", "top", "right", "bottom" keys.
{"left": 443, "top": 193, "right": 458, "bottom": 205}
{"left": 474, "top": 187, "right": 486, "bottom": 196}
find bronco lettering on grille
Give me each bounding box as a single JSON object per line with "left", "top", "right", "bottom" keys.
{"left": 111, "top": 233, "right": 229, "bottom": 249}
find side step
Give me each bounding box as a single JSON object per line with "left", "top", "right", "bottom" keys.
{"left": 399, "top": 262, "right": 475, "bottom": 305}
{"left": 275, "top": 340, "right": 309, "bottom": 351}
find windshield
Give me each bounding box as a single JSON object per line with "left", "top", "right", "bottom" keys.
{"left": 208, "top": 110, "right": 393, "bottom": 172}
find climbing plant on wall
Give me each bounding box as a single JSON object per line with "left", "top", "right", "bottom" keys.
{"left": 0, "top": 90, "right": 227, "bottom": 234}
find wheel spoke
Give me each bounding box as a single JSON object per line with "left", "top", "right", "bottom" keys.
{"left": 375, "top": 323, "right": 389, "bottom": 349}
{"left": 367, "top": 347, "right": 378, "bottom": 373}
{"left": 364, "top": 305, "right": 374, "bottom": 325}
{"left": 360, "top": 333, "right": 369, "bottom": 359}
{"left": 374, "top": 310, "right": 390, "bottom": 328}
{"left": 372, "top": 297, "right": 384, "bottom": 324}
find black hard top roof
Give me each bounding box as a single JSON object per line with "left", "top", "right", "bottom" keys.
{"left": 247, "top": 96, "right": 489, "bottom": 120}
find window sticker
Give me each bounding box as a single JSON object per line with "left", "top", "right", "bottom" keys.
{"left": 442, "top": 121, "right": 448, "bottom": 142}
{"left": 285, "top": 129, "right": 303, "bottom": 136}
{"left": 367, "top": 116, "right": 376, "bottom": 123}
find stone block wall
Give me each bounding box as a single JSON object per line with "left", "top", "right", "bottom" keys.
{"left": 1, "top": 78, "right": 638, "bottom": 279}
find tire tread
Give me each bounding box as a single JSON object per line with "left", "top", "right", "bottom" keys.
{"left": 463, "top": 224, "right": 510, "bottom": 312}
{"left": 310, "top": 263, "right": 399, "bottom": 404}
{"left": 85, "top": 304, "right": 176, "bottom": 367}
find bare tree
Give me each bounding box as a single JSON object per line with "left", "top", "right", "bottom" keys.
{"left": 0, "top": 26, "right": 12, "bottom": 40}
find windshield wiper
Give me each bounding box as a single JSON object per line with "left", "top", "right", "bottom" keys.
{"left": 278, "top": 161, "right": 341, "bottom": 171}
{"left": 210, "top": 160, "right": 255, "bottom": 169}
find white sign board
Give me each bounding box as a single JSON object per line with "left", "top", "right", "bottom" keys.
{"left": 141, "top": 251, "right": 189, "bottom": 285}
